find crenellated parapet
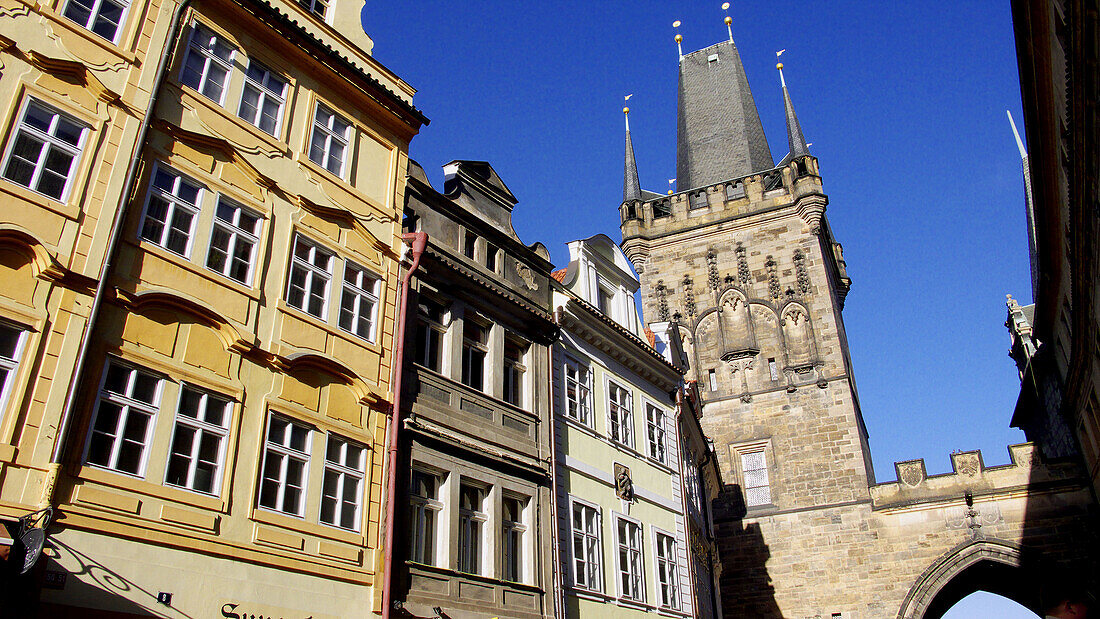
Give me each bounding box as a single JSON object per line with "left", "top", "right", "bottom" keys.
{"left": 870, "top": 443, "right": 1086, "bottom": 510}
{"left": 620, "top": 155, "right": 824, "bottom": 257}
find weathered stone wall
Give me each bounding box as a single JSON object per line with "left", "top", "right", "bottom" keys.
{"left": 622, "top": 158, "right": 1098, "bottom": 618}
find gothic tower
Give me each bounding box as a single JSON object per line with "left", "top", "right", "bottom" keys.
{"left": 620, "top": 38, "right": 875, "bottom": 615}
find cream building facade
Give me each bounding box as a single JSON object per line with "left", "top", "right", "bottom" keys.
{"left": 549, "top": 234, "right": 694, "bottom": 618}
{"left": 0, "top": 0, "right": 425, "bottom": 616}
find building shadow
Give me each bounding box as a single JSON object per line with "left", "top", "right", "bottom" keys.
{"left": 712, "top": 483, "right": 781, "bottom": 618}
{"left": 28, "top": 530, "right": 197, "bottom": 619}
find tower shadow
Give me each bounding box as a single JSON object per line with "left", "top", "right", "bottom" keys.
{"left": 713, "top": 483, "right": 781, "bottom": 618}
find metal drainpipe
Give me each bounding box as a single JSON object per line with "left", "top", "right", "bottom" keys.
{"left": 548, "top": 307, "right": 566, "bottom": 619}
{"left": 41, "top": 0, "right": 192, "bottom": 508}
{"left": 381, "top": 231, "right": 427, "bottom": 619}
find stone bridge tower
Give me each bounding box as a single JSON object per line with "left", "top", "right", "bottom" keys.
{"left": 618, "top": 33, "right": 1098, "bottom": 618}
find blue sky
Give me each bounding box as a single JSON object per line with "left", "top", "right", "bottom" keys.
{"left": 365, "top": 0, "right": 1032, "bottom": 482}
{"left": 363, "top": 2, "right": 1035, "bottom": 615}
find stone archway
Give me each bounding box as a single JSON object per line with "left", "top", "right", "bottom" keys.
{"left": 897, "top": 539, "right": 1040, "bottom": 619}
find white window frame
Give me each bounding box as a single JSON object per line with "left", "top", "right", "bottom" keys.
{"left": 164, "top": 384, "right": 231, "bottom": 495}
{"left": 414, "top": 296, "right": 447, "bottom": 372}
{"left": 645, "top": 401, "right": 667, "bottom": 465}
{"left": 63, "top": 0, "right": 130, "bottom": 43}
{"left": 320, "top": 435, "right": 366, "bottom": 531}
{"left": 237, "top": 59, "right": 288, "bottom": 136}
{"left": 654, "top": 529, "right": 680, "bottom": 610}
{"left": 308, "top": 103, "right": 351, "bottom": 178}
{"left": 0, "top": 321, "right": 27, "bottom": 421}
{"left": 569, "top": 497, "right": 603, "bottom": 592}
{"left": 607, "top": 379, "right": 634, "bottom": 448}
{"left": 181, "top": 23, "right": 236, "bottom": 105}
{"left": 285, "top": 233, "right": 334, "bottom": 319}
{"left": 2, "top": 98, "right": 89, "bottom": 202}
{"left": 503, "top": 335, "right": 528, "bottom": 408}
{"left": 409, "top": 468, "right": 444, "bottom": 566}
{"left": 85, "top": 359, "right": 163, "bottom": 477}
{"left": 257, "top": 414, "right": 312, "bottom": 517}
{"left": 461, "top": 318, "right": 488, "bottom": 392}
{"left": 338, "top": 261, "right": 381, "bottom": 342}
{"left": 458, "top": 483, "right": 488, "bottom": 575}
{"left": 297, "top": 0, "right": 330, "bottom": 20}
{"left": 563, "top": 356, "right": 593, "bottom": 428}
{"left": 205, "top": 195, "right": 261, "bottom": 285}
{"left": 139, "top": 164, "right": 203, "bottom": 257}
{"left": 501, "top": 493, "right": 528, "bottom": 583}
{"left": 615, "top": 514, "right": 645, "bottom": 602}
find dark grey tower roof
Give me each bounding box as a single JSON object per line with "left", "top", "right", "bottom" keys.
{"left": 676, "top": 40, "right": 773, "bottom": 192}
{"left": 624, "top": 127, "right": 642, "bottom": 201}
{"left": 781, "top": 72, "right": 809, "bottom": 159}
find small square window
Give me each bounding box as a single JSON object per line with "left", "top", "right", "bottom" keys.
{"left": 297, "top": 0, "right": 329, "bottom": 19}
{"left": 0, "top": 322, "right": 27, "bottom": 421}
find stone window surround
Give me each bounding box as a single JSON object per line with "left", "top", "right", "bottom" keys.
{"left": 407, "top": 448, "right": 536, "bottom": 584}
{"left": 730, "top": 438, "right": 775, "bottom": 509}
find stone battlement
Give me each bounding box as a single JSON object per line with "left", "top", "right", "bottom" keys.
{"left": 870, "top": 443, "right": 1086, "bottom": 510}
{"left": 619, "top": 155, "right": 824, "bottom": 244}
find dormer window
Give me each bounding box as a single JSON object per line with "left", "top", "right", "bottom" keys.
{"left": 596, "top": 285, "right": 614, "bottom": 318}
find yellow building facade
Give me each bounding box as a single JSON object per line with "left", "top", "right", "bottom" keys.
{"left": 0, "top": 0, "right": 424, "bottom": 616}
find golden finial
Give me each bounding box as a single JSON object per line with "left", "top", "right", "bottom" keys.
{"left": 623, "top": 107, "right": 630, "bottom": 114}
{"left": 776, "top": 49, "right": 787, "bottom": 87}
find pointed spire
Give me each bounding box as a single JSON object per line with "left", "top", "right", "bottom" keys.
{"left": 676, "top": 38, "right": 773, "bottom": 190}
{"left": 623, "top": 106, "right": 642, "bottom": 202}
{"left": 1008, "top": 110, "right": 1038, "bottom": 296}
{"left": 776, "top": 53, "right": 809, "bottom": 159}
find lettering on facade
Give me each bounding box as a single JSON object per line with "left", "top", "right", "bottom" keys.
{"left": 221, "top": 602, "right": 317, "bottom": 619}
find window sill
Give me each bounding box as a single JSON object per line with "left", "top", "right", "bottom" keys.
{"left": 406, "top": 561, "right": 543, "bottom": 593}
{"left": 36, "top": 4, "right": 139, "bottom": 65}
{"left": 73, "top": 465, "right": 227, "bottom": 513}
{"left": 130, "top": 238, "right": 263, "bottom": 303}
{"left": 171, "top": 83, "right": 290, "bottom": 156}
{"left": 0, "top": 179, "right": 80, "bottom": 221}
{"left": 275, "top": 298, "right": 384, "bottom": 356}
{"left": 251, "top": 504, "right": 365, "bottom": 546}
{"left": 298, "top": 152, "right": 349, "bottom": 190}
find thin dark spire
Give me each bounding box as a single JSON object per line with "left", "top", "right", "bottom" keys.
{"left": 624, "top": 106, "right": 642, "bottom": 201}
{"left": 777, "top": 59, "right": 809, "bottom": 159}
